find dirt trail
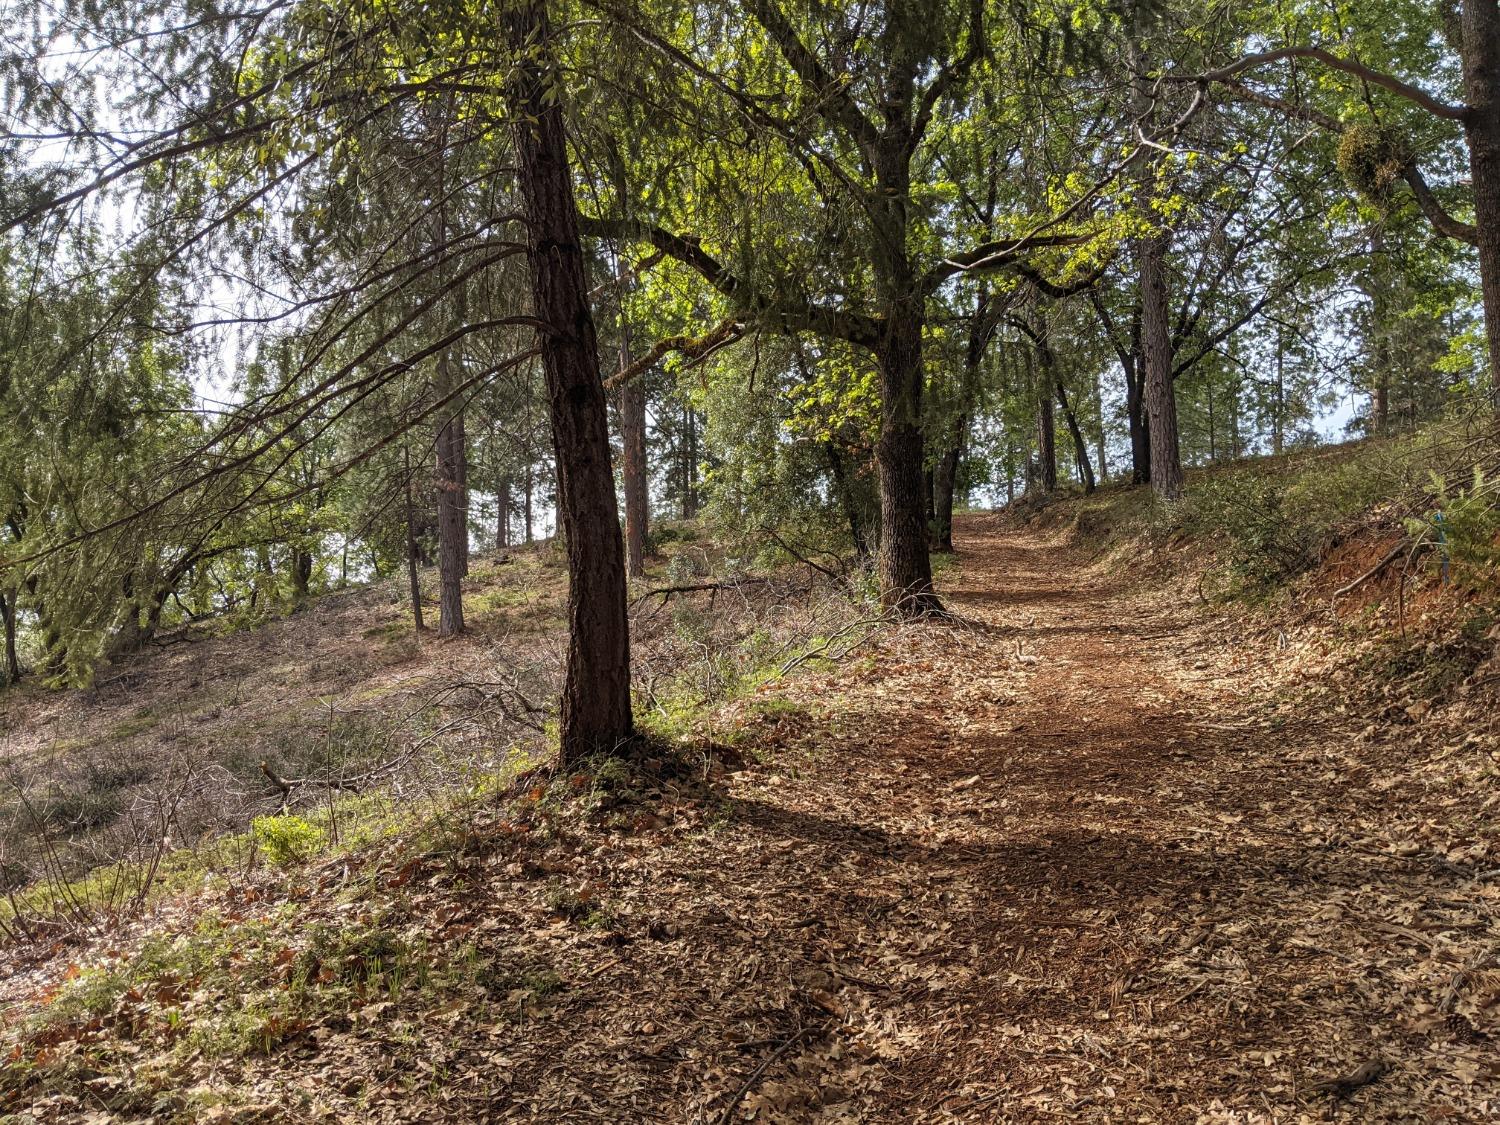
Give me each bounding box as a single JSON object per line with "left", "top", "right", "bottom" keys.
{"left": 661, "top": 512, "right": 1497, "bottom": 1121}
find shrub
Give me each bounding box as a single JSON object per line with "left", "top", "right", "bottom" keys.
{"left": 1407, "top": 468, "right": 1500, "bottom": 588}
{"left": 251, "top": 814, "right": 325, "bottom": 866}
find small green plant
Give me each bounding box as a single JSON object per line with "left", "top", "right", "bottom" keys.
{"left": 1408, "top": 468, "right": 1500, "bottom": 587}
{"left": 251, "top": 814, "right": 325, "bottom": 866}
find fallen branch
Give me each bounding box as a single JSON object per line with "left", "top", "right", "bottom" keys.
{"left": 1307, "top": 1058, "right": 1386, "bottom": 1100}
{"left": 629, "top": 578, "right": 769, "bottom": 608}
{"left": 1332, "top": 538, "right": 1418, "bottom": 598}
{"left": 771, "top": 613, "right": 893, "bottom": 681}
{"left": 712, "top": 1025, "right": 823, "bottom": 1125}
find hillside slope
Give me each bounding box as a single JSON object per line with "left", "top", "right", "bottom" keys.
{"left": 4, "top": 508, "right": 1498, "bottom": 1122}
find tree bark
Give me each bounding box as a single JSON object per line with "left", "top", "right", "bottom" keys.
{"left": 933, "top": 287, "right": 987, "bottom": 552}
{"left": 403, "top": 445, "right": 424, "bottom": 635}
{"left": 1366, "top": 227, "right": 1392, "bottom": 434}
{"left": 497, "top": 476, "right": 512, "bottom": 549}
{"left": 617, "top": 302, "right": 648, "bottom": 577}
{"left": 1124, "top": 353, "right": 1150, "bottom": 484}
{"left": 1091, "top": 367, "right": 1109, "bottom": 482}
{"left": 1462, "top": 0, "right": 1500, "bottom": 397}
{"left": 1139, "top": 228, "right": 1183, "bottom": 498}
{"left": 523, "top": 457, "right": 534, "bottom": 543}
{"left": 291, "top": 548, "right": 313, "bottom": 601}
{"left": 1, "top": 589, "right": 21, "bottom": 686}
{"left": 508, "top": 0, "right": 633, "bottom": 763}
{"left": 1272, "top": 331, "right": 1286, "bottom": 455}
{"left": 435, "top": 351, "right": 467, "bottom": 637}
{"left": 1033, "top": 343, "right": 1057, "bottom": 494}
{"left": 874, "top": 305, "right": 939, "bottom": 611}
{"left": 1057, "top": 381, "right": 1096, "bottom": 493}
{"left": 931, "top": 437, "right": 961, "bottom": 553}
{"left": 1129, "top": 11, "right": 1181, "bottom": 497}
{"left": 680, "top": 402, "right": 699, "bottom": 519}
{"left": 825, "top": 441, "right": 871, "bottom": 560}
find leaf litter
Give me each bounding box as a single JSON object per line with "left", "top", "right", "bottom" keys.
{"left": 3, "top": 511, "right": 1498, "bottom": 1122}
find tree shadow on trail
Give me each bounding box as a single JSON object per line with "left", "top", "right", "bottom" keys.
{"left": 723, "top": 796, "right": 1470, "bottom": 933}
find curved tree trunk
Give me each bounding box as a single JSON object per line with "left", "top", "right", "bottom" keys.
{"left": 508, "top": 0, "right": 633, "bottom": 763}
{"left": 1056, "top": 380, "right": 1096, "bottom": 494}
{"left": 1034, "top": 343, "right": 1057, "bottom": 495}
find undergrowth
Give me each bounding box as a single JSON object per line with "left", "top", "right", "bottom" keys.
{"left": 1162, "top": 414, "right": 1500, "bottom": 598}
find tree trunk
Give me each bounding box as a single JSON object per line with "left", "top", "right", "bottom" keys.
{"left": 1, "top": 589, "right": 21, "bottom": 686}
{"left": 1462, "top": 0, "right": 1500, "bottom": 397}
{"left": 1139, "top": 228, "right": 1183, "bottom": 498}
{"left": 1272, "top": 333, "right": 1286, "bottom": 456}
{"left": 1207, "top": 383, "right": 1217, "bottom": 462}
{"left": 874, "top": 308, "right": 939, "bottom": 612}
{"left": 1091, "top": 366, "right": 1108, "bottom": 482}
{"left": 1033, "top": 315, "right": 1092, "bottom": 494}
{"left": 404, "top": 445, "right": 424, "bottom": 635}
{"left": 933, "top": 286, "right": 987, "bottom": 552}
{"left": 825, "top": 441, "right": 871, "bottom": 559}
{"left": 508, "top": 0, "right": 633, "bottom": 762}
{"left": 497, "top": 477, "right": 511, "bottom": 549}
{"left": 523, "top": 457, "right": 534, "bottom": 543}
{"left": 680, "top": 402, "right": 699, "bottom": 519}
{"left": 291, "top": 548, "right": 313, "bottom": 601}
{"left": 1035, "top": 352, "right": 1057, "bottom": 494}
{"left": 435, "top": 352, "right": 467, "bottom": 637}
{"left": 618, "top": 364, "right": 649, "bottom": 577}
{"left": 1366, "top": 227, "right": 1392, "bottom": 434}
{"left": 1057, "top": 380, "right": 1096, "bottom": 493}
{"left": 931, "top": 437, "right": 961, "bottom": 553}
{"left": 1128, "top": 12, "right": 1180, "bottom": 496}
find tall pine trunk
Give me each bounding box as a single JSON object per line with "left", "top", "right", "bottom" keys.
{"left": 435, "top": 350, "right": 467, "bottom": 637}
{"left": 1032, "top": 341, "right": 1057, "bottom": 494}
{"left": 497, "top": 476, "right": 511, "bottom": 548}
{"left": 507, "top": 0, "right": 633, "bottom": 762}
{"left": 1130, "top": 11, "right": 1181, "bottom": 497}
{"left": 1462, "top": 0, "right": 1500, "bottom": 397}
{"left": 617, "top": 306, "right": 648, "bottom": 578}
{"left": 403, "top": 445, "right": 425, "bottom": 635}
{"left": 1139, "top": 227, "right": 1182, "bottom": 498}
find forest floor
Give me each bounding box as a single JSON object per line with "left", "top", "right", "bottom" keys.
{"left": 5, "top": 510, "right": 1499, "bottom": 1123}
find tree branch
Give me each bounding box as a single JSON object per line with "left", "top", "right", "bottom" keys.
{"left": 741, "top": 0, "right": 881, "bottom": 156}
{"left": 1401, "top": 165, "right": 1479, "bottom": 244}
{"left": 604, "top": 319, "right": 744, "bottom": 389}
{"left": 1188, "top": 46, "right": 1468, "bottom": 121}
{"left": 1206, "top": 79, "right": 1479, "bottom": 248}
{"left": 581, "top": 215, "right": 882, "bottom": 346}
